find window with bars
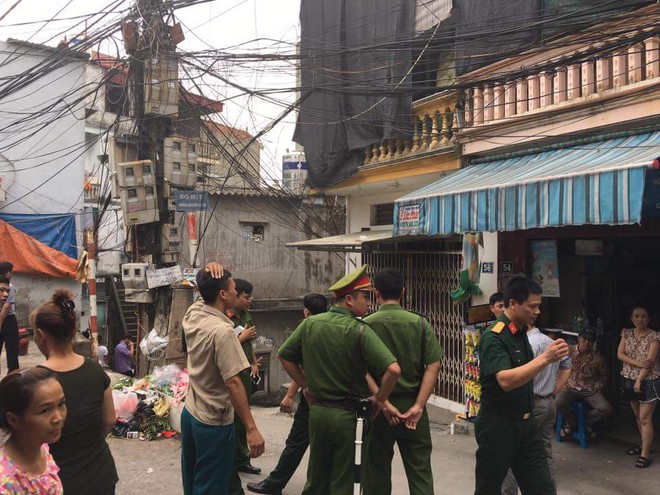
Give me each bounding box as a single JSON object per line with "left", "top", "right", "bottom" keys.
{"left": 370, "top": 203, "right": 395, "bottom": 226}
{"left": 241, "top": 223, "right": 265, "bottom": 242}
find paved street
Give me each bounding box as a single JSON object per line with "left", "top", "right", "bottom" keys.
{"left": 108, "top": 405, "right": 657, "bottom": 495}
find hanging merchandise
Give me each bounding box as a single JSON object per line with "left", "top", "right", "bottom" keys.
{"left": 462, "top": 328, "right": 483, "bottom": 419}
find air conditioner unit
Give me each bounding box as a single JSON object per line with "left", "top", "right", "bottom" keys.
{"left": 120, "top": 184, "right": 160, "bottom": 226}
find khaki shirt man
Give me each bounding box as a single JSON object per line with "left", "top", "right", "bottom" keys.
{"left": 184, "top": 300, "right": 250, "bottom": 426}
{"left": 180, "top": 264, "right": 264, "bottom": 495}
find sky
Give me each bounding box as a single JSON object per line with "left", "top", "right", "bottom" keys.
{"left": 0, "top": 0, "right": 302, "bottom": 184}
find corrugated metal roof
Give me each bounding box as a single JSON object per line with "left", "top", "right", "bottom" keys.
{"left": 287, "top": 230, "right": 393, "bottom": 251}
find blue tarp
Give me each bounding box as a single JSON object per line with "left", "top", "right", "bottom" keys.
{"left": 0, "top": 213, "right": 77, "bottom": 259}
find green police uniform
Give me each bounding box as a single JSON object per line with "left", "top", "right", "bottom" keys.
{"left": 475, "top": 313, "right": 555, "bottom": 495}
{"left": 362, "top": 304, "right": 443, "bottom": 495}
{"left": 278, "top": 266, "right": 397, "bottom": 495}
{"left": 229, "top": 310, "right": 256, "bottom": 470}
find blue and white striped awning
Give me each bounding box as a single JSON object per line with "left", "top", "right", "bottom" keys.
{"left": 394, "top": 132, "right": 660, "bottom": 236}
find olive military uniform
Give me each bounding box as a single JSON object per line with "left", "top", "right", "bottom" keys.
{"left": 278, "top": 306, "right": 397, "bottom": 495}
{"left": 229, "top": 310, "right": 256, "bottom": 470}
{"left": 362, "top": 304, "right": 443, "bottom": 495}
{"left": 475, "top": 313, "right": 555, "bottom": 495}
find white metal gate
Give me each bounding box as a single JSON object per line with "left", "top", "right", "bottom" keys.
{"left": 362, "top": 245, "right": 464, "bottom": 404}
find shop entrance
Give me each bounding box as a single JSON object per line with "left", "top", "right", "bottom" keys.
{"left": 500, "top": 219, "right": 660, "bottom": 413}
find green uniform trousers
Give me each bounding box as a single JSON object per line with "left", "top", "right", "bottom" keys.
{"left": 234, "top": 369, "right": 253, "bottom": 468}
{"left": 303, "top": 404, "right": 357, "bottom": 495}
{"left": 362, "top": 396, "right": 433, "bottom": 495}
{"left": 181, "top": 407, "right": 243, "bottom": 495}
{"left": 474, "top": 411, "right": 555, "bottom": 495}
{"left": 262, "top": 395, "right": 309, "bottom": 490}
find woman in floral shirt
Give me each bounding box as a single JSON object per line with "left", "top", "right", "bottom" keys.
{"left": 0, "top": 367, "right": 66, "bottom": 494}
{"left": 617, "top": 305, "right": 660, "bottom": 469}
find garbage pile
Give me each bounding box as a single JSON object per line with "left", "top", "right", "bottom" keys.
{"left": 111, "top": 364, "right": 188, "bottom": 441}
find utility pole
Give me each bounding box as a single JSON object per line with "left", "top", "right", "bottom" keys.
{"left": 123, "top": 0, "right": 179, "bottom": 375}
{"left": 86, "top": 229, "right": 98, "bottom": 358}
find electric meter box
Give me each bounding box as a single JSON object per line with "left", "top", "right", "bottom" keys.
{"left": 121, "top": 263, "right": 149, "bottom": 290}
{"left": 120, "top": 184, "right": 160, "bottom": 226}
{"left": 164, "top": 137, "right": 197, "bottom": 188}
{"left": 161, "top": 252, "right": 180, "bottom": 264}
{"left": 116, "top": 160, "right": 156, "bottom": 188}
{"left": 161, "top": 223, "right": 182, "bottom": 252}
{"left": 144, "top": 56, "right": 179, "bottom": 116}
{"left": 109, "top": 138, "right": 138, "bottom": 198}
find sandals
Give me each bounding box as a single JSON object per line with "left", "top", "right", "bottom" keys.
{"left": 560, "top": 425, "right": 573, "bottom": 440}
{"left": 627, "top": 446, "right": 642, "bottom": 456}
{"left": 635, "top": 456, "right": 654, "bottom": 468}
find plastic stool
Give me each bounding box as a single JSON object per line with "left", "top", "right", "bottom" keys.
{"left": 555, "top": 400, "right": 588, "bottom": 448}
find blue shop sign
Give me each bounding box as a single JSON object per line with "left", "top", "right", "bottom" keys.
{"left": 175, "top": 190, "right": 209, "bottom": 212}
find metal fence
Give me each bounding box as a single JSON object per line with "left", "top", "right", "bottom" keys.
{"left": 363, "top": 242, "right": 464, "bottom": 404}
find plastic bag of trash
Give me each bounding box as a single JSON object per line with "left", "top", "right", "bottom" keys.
{"left": 112, "top": 390, "right": 139, "bottom": 422}
{"left": 139, "top": 329, "right": 168, "bottom": 359}
{"left": 151, "top": 364, "right": 182, "bottom": 389}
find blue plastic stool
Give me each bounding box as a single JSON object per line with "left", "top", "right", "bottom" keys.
{"left": 555, "top": 400, "right": 588, "bottom": 448}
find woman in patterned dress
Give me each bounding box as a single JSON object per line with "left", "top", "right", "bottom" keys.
{"left": 0, "top": 367, "right": 66, "bottom": 494}
{"left": 617, "top": 304, "right": 660, "bottom": 468}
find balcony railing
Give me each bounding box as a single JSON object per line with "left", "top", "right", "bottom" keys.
{"left": 361, "top": 94, "right": 458, "bottom": 166}
{"left": 463, "top": 35, "right": 660, "bottom": 127}
{"left": 84, "top": 182, "right": 102, "bottom": 201}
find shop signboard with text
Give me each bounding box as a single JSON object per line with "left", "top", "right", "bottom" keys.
{"left": 398, "top": 204, "right": 421, "bottom": 235}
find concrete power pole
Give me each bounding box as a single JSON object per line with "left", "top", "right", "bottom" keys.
{"left": 125, "top": 0, "right": 179, "bottom": 375}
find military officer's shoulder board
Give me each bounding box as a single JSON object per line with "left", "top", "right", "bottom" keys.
{"left": 491, "top": 321, "right": 505, "bottom": 334}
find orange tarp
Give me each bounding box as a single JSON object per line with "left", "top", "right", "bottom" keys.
{"left": 0, "top": 219, "right": 79, "bottom": 279}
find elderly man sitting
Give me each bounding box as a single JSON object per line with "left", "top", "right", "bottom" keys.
{"left": 555, "top": 330, "right": 612, "bottom": 438}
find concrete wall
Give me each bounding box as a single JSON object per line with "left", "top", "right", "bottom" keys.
{"left": 0, "top": 41, "right": 87, "bottom": 324}
{"left": 179, "top": 194, "right": 344, "bottom": 299}
{"left": 12, "top": 274, "right": 82, "bottom": 328}
{"left": 250, "top": 309, "right": 304, "bottom": 401}
{"left": 0, "top": 41, "right": 86, "bottom": 216}
{"left": 345, "top": 189, "right": 412, "bottom": 270}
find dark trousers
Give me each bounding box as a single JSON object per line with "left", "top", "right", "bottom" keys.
{"left": 0, "top": 314, "right": 19, "bottom": 372}
{"left": 262, "top": 395, "right": 310, "bottom": 490}
{"left": 181, "top": 407, "right": 243, "bottom": 495}
{"left": 234, "top": 369, "right": 253, "bottom": 468}
{"left": 475, "top": 411, "right": 555, "bottom": 495}
{"left": 363, "top": 396, "right": 434, "bottom": 495}
{"left": 302, "top": 405, "right": 356, "bottom": 495}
